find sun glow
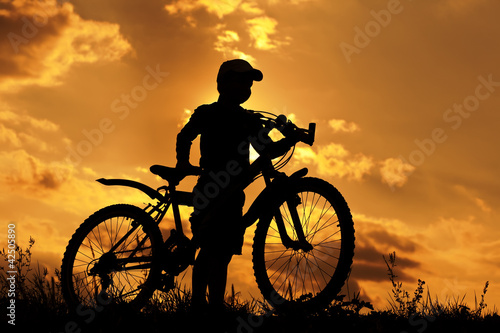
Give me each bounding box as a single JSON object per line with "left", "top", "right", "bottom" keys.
{"left": 1, "top": 0, "right": 500, "bottom": 314}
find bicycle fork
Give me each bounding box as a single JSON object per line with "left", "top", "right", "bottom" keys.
{"left": 274, "top": 195, "right": 314, "bottom": 252}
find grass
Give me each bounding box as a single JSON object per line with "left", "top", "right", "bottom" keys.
{"left": 383, "top": 252, "right": 495, "bottom": 320}
{"left": 1, "top": 240, "right": 499, "bottom": 333}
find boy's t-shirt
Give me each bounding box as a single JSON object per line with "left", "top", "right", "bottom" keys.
{"left": 176, "top": 102, "right": 267, "bottom": 254}
{"left": 176, "top": 102, "right": 265, "bottom": 173}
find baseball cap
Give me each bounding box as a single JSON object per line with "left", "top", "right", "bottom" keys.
{"left": 216, "top": 59, "right": 263, "bottom": 83}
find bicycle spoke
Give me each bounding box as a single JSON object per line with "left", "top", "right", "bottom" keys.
{"left": 307, "top": 252, "right": 330, "bottom": 286}
{"left": 267, "top": 252, "right": 294, "bottom": 282}
{"left": 315, "top": 229, "right": 341, "bottom": 246}
{"left": 263, "top": 184, "right": 349, "bottom": 303}
{"left": 309, "top": 249, "right": 337, "bottom": 273}
{"left": 304, "top": 256, "right": 321, "bottom": 295}
{"left": 71, "top": 214, "right": 154, "bottom": 307}
{"left": 276, "top": 255, "right": 295, "bottom": 297}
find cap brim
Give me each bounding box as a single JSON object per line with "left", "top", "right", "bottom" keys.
{"left": 251, "top": 69, "right": 263, "bottom": 81}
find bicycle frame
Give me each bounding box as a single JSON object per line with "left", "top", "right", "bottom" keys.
{"left": 97, "top": 154, "right": 312, "bottom": 252}
{"left": 96, "top": 118, "right": 316, "bottom": 251}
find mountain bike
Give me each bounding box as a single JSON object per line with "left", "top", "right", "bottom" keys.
{"left": 60, "top": 114, "right": 355, "bottom": 313}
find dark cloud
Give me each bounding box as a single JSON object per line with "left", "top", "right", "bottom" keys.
{"left": 1, "top": 0, "right": 500, "bottom": 310}
{"left": 2, "top": 150, "right": 70, "bottom": 191}
{"left": 368, "top": 229, "right": 418, "bottom": 253}
{"left": 0, "top": 1, "right": 71, "bottom": 79}
{"left": 351, "top": 242, "right": 420, "bottom": 283}
{"left": 0, "top": 0, "right": 132, "bottom": 92}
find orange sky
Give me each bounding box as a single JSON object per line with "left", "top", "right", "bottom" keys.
{"left": 1, "top": 0, "right": 500, "bottom": 310}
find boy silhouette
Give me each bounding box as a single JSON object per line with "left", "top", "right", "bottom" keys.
{"left": 176, "top": 59, "right": 293, "bottom": 313}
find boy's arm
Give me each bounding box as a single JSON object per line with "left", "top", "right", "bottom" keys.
{"left": 261, "top": 135, "right": 297, "bottom": 159}
{"left": 176, "top": 109, "right": 202, "bottom": 168}
{"left": 252, "top": 114, "right": 298, "bottom": 159}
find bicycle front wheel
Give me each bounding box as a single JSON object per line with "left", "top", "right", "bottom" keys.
{"left": 252, "top": 177, "right": 355, "bottom": 312}
{"left": 61, "top": 204, "right": 163, "bottom": 311}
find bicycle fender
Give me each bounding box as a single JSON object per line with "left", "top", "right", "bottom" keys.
{"left": 96, "top": 178, "right": 164, "bottom": 202}
{"left": 243, "top": 168, "right": 308, "bottom": 227}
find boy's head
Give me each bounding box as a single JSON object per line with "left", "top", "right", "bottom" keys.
{"left": 217, "top": 59, "right": 263, "bottom": 105}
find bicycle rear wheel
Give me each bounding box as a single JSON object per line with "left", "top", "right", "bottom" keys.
{"left": 252, "top": 177, "right": 355, "bottom": 312}
{"left": 61, "top": 204, "right": 163, "bottom": 311}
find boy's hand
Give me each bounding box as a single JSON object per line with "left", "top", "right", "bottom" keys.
{"left": 176, "top": 160, "right": 194, "bottom": 169}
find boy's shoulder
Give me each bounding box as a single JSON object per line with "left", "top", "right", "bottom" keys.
{"left": 188, "top": 103, "right": 217, "bottom": 123}
{"left": 194, "top": 103, "right": 261, "bottom": 119}
{"left": 194, "top": 102, "right": 217, "bottom": 111}
{"left": 191, "top": 103, "right": 264, "bottom": 132}
{"left": 192, "top": 102, "right": 217, "bottom": 115}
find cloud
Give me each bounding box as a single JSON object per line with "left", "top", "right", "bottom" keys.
{"left": 213, "top": 15, "right": 288, "bottom": 61}
{"left": 165, "top": 0, "right": 243, "bottom": 19}
{"left": 422, "top": 216, "right": 492, "bottom": 254}
{"left": 0, "top": 0, "right": 132, "bottom": 92}
{"left": 0, "top": 123, "right": 54, "bottom": 152}
{"left": 328, "top": 119, "right": 360, "bottom": 133}
{"left": 354, "top": 213, "right": 419, "bottom": 257}
{"left": 454, "top": 185, "right": 492, "bottom": 213}
{"left": 294, "top": 143, "right": 374, "bottom": 181}
{"left": 0, "top": 107, "right": 64, "bottom": 154}
{"left": 165, "top": 0, "right": 289, "bottom": 59}
{"left": 213, "top": 25, "right": 256, "bottom": 62}
{"left": 0, "top": 106, "right": 71, "bottom": 192}
{"left": 351, "top": 209, "right": 500, "bottom": 307}
{"left": 0, "top": 109, "right": 59, "bottom": 131}
{"left": 272, "top": 0, "right": 317, "bottom": 4}
{"left": 0, "top": 123, "right": 21, "bottom": 147}
{"left": 347, "top": 213, "right": 422, "bottom": 293}
{"left": 351, "top": 241, "right": 419, "bottom": 283}
{"left": 240, "top": 1, "right": 264, "bottom": 15}
{"left": 0, "top": 146, "right": 151, "bottom": 216}
{"left": 474, "top": 198, "right": 492, "bottom": 213}
{"left": 0, "top": 149, "right": 71, "bottom": 191}
{"left": 379, "top": 157, "right": 416, "bottom": 188}
{"left": 368, "top": 229, "right": 417, "bottom": 253}
{"left": 414, "top": 216, "right": 500, "bottom": 297}
{"left": 164, "top": 0, "right": 269, "bottom": 19}
{"left": 246, "top": 16, "right": 289, "bottom": 51}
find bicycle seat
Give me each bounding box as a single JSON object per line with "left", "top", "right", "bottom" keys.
{"left": 150, "top": 165, "right": 200, "bottom": 185}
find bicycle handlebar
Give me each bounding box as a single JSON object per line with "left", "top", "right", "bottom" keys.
{"left": 275, "top": 114, "right": 315, "bottom": 146}
{"left": 171, "top": 114, "right": 315, "bottom": 181}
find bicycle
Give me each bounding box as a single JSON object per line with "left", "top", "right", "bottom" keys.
{"left": 60, "top": 113, "right": 355, "bottom": 313}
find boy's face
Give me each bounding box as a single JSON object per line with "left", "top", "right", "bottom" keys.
{"left": 219, "top": 72, "right": 254, "bottom": 105}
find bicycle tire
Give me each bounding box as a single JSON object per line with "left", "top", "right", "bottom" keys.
{"left": 61, "top": 204, "right": 163, "bottom": 311}
{"left": 252, "top": 177, "right": 355, "bottom": 312}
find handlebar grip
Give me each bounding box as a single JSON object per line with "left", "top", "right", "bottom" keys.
{"left": 306, "top": 123, "right": 316, "bottom": 146}
{"left": 298, "top": 123, "right": 315, "bottom": 146}
{"left": 275, "top": 115, "right": 315, "bottom": 146}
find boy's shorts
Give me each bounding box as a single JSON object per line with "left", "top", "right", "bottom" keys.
{"left": 190, "top": 178, "right": 246, "bottom": 255}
